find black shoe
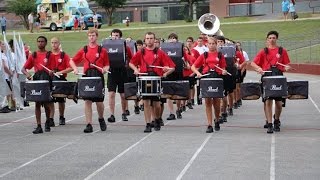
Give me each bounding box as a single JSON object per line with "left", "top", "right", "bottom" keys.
{"left": 134, "top": 106, "right": 140, "bottom": 114}
{"left": 267, "top": 123, "right": 273, "bottom": 134}
{"left": 48, "top": 118, "right": 55, "bottom": 127}
{"left": 167, "top": 114, "right": 176, "bottom": 120}
{"left": 228, "top": 108, "right": 233, "bottom": 116}
{"left": 263, "top": 121, "right": 268, "bottom": 128}
{"left": 24, "top": 101, "right": 30, "bottom": 107}
{"left": 273, "top": 114, "right": 281, "bottom": 127}
{"left": 154, "top": 119, "right": 161, "bottom": 131}
{"left": 159, "top": 118, "right": 164, "bottom": 126}
{"left": 0, "top": 107, "right": 10, "bottom": 113}
{"left": 214, "top": 122, "right": 220, "bottom": 131}
{"left": 176, "top": 110, "right": 182, "bottom": 119}
{"left": 99, "top": 118, "right": 107, "bottom": 131}
{"left": 197, "top": 99, "right": 202, "bottom": 105}
{"left": 45, "top": 120, "right": 51, "bottom": 132}
{"left": 219, "top": 116, "right": 224, "bottom": 124}
{"left": 144, "top": 123, "right": 152, "bottom": 133}
{"left": 206, "top": 125, "right": 213, "bottom": 133}
{"left": 84, "top": 124, "right": 93, "bottom": 133}
{"left": 233, "top": 103, "right": 238, "bottom": 109}
{"left": 59, "top": 116, "right": 66, "bottom": 125}
{"left": 125, "top": 110, "right": 130, "bottom": 116}
{"left": 222, "top": 113, "right": 228, "bottom": 122}
{"left": 274, "top": 120, "right": 280, "bottom": 132}
{"left": 32, "top": 126, "right": 43, "bottom": 134}
{"left": 107, "top": 115, "right": 115, "bottom": 123}
{"left": 150, "top": 121, "right": 155, "bottom": 128}
{"left": 182, "top": 106, "right": 186, "bottom": 112}
{"left": 187, "top": 103, "right": 193, "bottom": 109}
{"left": 191, "top": 99, "right": 195, "bottom": 106}
{"left": 238, "top": 100, "right": 242, "bottom": 106}
{"left": 140, "top": 104, "right": 144, "bottom": 111}
{"left": 122, "top": 113, "right": 128, "bottom": 121}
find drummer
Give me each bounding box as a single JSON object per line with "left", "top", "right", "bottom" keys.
{"left": 191, "top": 37, "right": 227, "bottom": 133}
{"left": 69, "top": 28, "right": 110, "bottom": 133}
{"left": 129, "top": 32, "right": 175, "bottom": 133}
{"left": 251, "top": 30, "right": 291, "bottom": 133}
{"left": 22, "top": 36, "right": 56, "bottom": 134}
{"left": 49, "top": 37, "right": 72, "bottom": 126}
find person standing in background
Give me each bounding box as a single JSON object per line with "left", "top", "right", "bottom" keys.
{"left": 28, "top": 12, "right": 34, "bottom": 33}
{"left": 1, "top": 15, "right": 7, "bottom": 35}
{"left": 282, "top": 0, "right": 290, "bottom": 21}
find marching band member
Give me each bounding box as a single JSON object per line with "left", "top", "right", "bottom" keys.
{"left": 251, "top": 30, "right": 291, "bottom": 133}
{"left": 70, "top": 28, "right": 110, "bottom": 133}
{"left": 191, "top": 37, "right": 227, "bottom": 133}
{"left": 129, "top": 32, "right": 175, "bottom": 133}
{"left": 22, "top": 36, "right": 56, "bottom": 134}
{"left": 233, "top": 43, "right": 246, "bottom": 109}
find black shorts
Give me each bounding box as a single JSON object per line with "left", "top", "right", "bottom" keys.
{"left": 223, "top": 76, "right": 235, "bottom": 96}
{"left": 53, "top": 97, "right": 66, "bottom": 103}
{"left": 107, "top": 68, "right": 127, "bottom": 93}
{"left": 236, "top": 69, "right": 242, "bottom": 83}
{"left": 142, "top": 96, "right": 161, "bottom": 101}
{"left": 166, "top": 71, "right": 183, "bottom": 81}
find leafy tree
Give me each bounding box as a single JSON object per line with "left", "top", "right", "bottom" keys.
{"left": 93, "top": 0, "right": 127, "bottom": 26}
{"left": 7, "top": 0, "right": 36, "bottom": 30}
{"left": 180, "top": 0, "right": 204, "bottom": 22}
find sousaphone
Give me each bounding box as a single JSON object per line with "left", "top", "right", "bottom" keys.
{"left": 198, "top": 13, "right": 224, "bottom": 36}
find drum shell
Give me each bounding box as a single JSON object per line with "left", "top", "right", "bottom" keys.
{"left": 200, "top": 78, "right": 224, "bottom": 98}
{"left": 287, "top": 81, "right": 308, "bottom": 100}
{"left": 161, "top": 80, "right": 189, "bottom": 100}
{"left": 138, "top": 76, "right": 161, "bottom": 96}
{"left": 52, "top": 81, "right": 74, "bottom": 98}
{"left": 124, "top": 82, "right": 138, "bottom": 100}
{"left": 25, "top": 80, "right": 51, "bottom": 102}
{"left": 262, "top": 76, "right": 288, "bottom": 98}
{"left": 240, "top": 82, "right": 261, "bottom": 100}
{"left": 77, "top": 77, "right": 104, "bottom": 99}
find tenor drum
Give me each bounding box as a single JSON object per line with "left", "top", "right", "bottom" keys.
{"left": 52, "top": 81, "right": 73, "bottom": 98}
{"left": 77, "top": 77, "right": 104, "bottom": 99}
{"left": 200, "top": 78, "right": 224, "bottom": 98}
{"left": 161, "top": 80, "right": 189, "bottom": 100}
{"left": 240, "top": 82, "right": 261, "bottom": 100}
{"left": 287, "top": 80, "right": 308, "bottom": 100}
{"left": 262, "top": 76, "right": 287, "bottom": 99}
{"left": 137, "top": 76, "right": 161, "bottom": 97}
{"left": 25, "top": 80, "right": 51, "bottom": 102}
{"left": 124, "top": 82, "right": 138, "bottom": 100}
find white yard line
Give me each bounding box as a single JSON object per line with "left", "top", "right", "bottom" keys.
{"left": 309, "top": 95, "right": 320, "bottom": 114}
{"left": 270, "top": 134, "right": 276, "bottom": 180}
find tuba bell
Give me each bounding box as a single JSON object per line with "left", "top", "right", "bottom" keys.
{"left": 198, "top": 13, "right": 224, "bottom": 36}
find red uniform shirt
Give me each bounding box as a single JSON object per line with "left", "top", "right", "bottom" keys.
{"left": 193, "top": 51, "right": 227, "bottom": 74}
{"left": 183, "top": 52, "right": 196, "bottom": 77}
{"left": 126, "top": 46, "right": 133, "bottom": 60}
{"left": 130, "top": 48, "right": 175, "bottom": 76}
{"left": 190, "top": 49, "right": 200, "bottom": 60}
{"left": 235, "top": 51, "right": 245, "bottom": 65}
{"left": 24, "top": 51, "right": 56, "bottom": 73}
{"left": 253, "top": 47, "right": 290, "bottom": 72}
{"left": 72, "top": 45, "right": 110, "bottom": 73}
{"left": 52, "top": 52, "right": 71, "bottom": 77}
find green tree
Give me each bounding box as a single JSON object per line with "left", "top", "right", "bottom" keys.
{"left": 180, "top": 0, "right": 204, "bottom": 22}
{"left": 7, "top": 0, "right": 36, "bottom": 30}
{"left": 93, "top": 0, "right": 127, "bottom": 26}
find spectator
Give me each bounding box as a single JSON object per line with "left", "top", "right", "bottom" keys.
{"left": 289, "top": 0, "right": 297, "bottom": 20}
{"left": 80, "top": 13, "right": 85, "bottom": 31}
{"left": 1, "top": 15, "right": 6, "bottom": 34}
{"left": 28, "top": 12, "right": 34, "bottom": 33}
{"left": 74, "top": 17, "right": 79, "bottom": 32}
{"left": 282, "top": 0, "right": 290, "bottom": 21}
{"left": 93, "top": 11, "right": 98, "bottom": 29}
{"left": 61, "top": 16, "right": 66, "bottom": 33}
{"left": 35, "top": 13, "right": 41, "bottom": 33}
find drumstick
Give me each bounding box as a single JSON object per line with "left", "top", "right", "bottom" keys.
{"left": 137, "top": 73, "right": 148, "bottom": 75}
{"left": 90, "top": 64, "right": 111, "bottom": 74}
{"left": 40, "top": 64, "right": 60, "bottom": 78}
{"left": 75, "top": 72, "right": 86, "bottom": 75}
{"left": 276, "top": 62, "right": 296, "bottom": 70}
{"left": 214, "top": 65, "right": 232, "bottom": 76}
{"left": 263, "top": 71, "right": 272, "bottom": 73}
{"left": 149, "top": 65, "right": 174, "bottom": 70}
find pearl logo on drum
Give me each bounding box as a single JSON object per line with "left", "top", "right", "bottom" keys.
{"left": 270, "top": 85, "right": 282, "bottom": 91}
{"left": 207, "top": 86, "right": 218, "bottom": 92}
{"left": 84, "top": 86, "right": 95, "bottom": 92}
{"left": 108, "top": 48, "right": 118, "bottom": 53}
{"left": 31, "top": 90, "right": 42, "bottom": 96}
{"left": 167, "top": 51, "right": 177, "bottom": 56}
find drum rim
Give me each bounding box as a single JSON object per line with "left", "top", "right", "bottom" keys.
{"left": 52, "top": 81, "right": 71, "bottom": 83}
{"left": 138, "top": 76, "right": 161, "bottom": 80}
{"left": 200, "top": 78, "right": 223, "bottom": 80}
{"left": 79, "top": 77, "right": 102, "bottom": 79}
{"left": 262, "top": 76, "right": 286, "bottom": 79}
{"left": 26, "top": 80, "right": 49, "bottom": 83}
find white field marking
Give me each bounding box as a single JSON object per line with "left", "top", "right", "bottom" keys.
{"left": 270, "top": 134, "right": 276, "bottom": 180}
{"left": 84, "top": 121, "right": 172, "bottom": 180}
{"left": 309, "top": 95, "right": 320, "bottom": 114}
{"left": 176, "top": 134, "right": 212, "bottom": 180}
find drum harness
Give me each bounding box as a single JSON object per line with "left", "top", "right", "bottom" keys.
{"left": 32, "top": 51, "right": 52, "bottom": 81}
{"left": 264, "top": 46, "right": 283, "bottom": 76}
{"left": 52, "top": 51, "right": 66, "bottom": 81}
{"left": 83, "top": 45, "right": 103, "bottom": 77}
{"left": 203, "top": 51, "right": 222, "bottom": 77}
{"left": 141, "top": 47, "right": 159, "bottom": 76}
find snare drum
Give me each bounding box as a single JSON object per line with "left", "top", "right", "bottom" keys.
{"left": 161, "top": 80, "right": 189, "bottom": 100}
{"left": 287, "top": 80, "right": 308, "bottom": 100}
{"left": 52, "top": 81, "right": 73, "bottom": 98}
{"left": 77, "top": 77, "right": 104, "bottom": 99}
{"left": 262, "top": 76, "right": 287, "bottom": 99}
{"left": 200, "top": 78, "right": 224, "bottom": 98}
{"left": 124, "top": 82, "right": 138, "bottom": 100}
{"left": 25, "top": 80, "right": 51, "bottom": 102}
{"left": 137, "top": 76, "right": 161, "bottom": 97}
{"left": 240, "top": 82, "right": 261, "bottom": 100}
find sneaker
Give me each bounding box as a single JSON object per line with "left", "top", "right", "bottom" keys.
{"left": 222, "top": 113, "right": 228, "bottom": 122}
{"left": 167, "top": 114, "right": 176, "bottom": 120}
{"left": 48, "top": 118, "right": 55, "bottom": 127}
{"left": 206, "top": 125, "right": 213, "bottom": 133}
{"left": 214, "top": 122, "right": 220, "bottom": 131}
{"left": 274, "top": 120, "right": 280, "bottom": 132}
{"left": 122, "top": 113, "right": 128, "bottom": 121}
{"left": 125, "top": 110, "right": 130, "bottom": 116}
{"left": 99, "top": 118, "right": 107, "bottom": 131}
{"left": 238, "top": 100, "right": 242, "bottom": 106}
{"left": 59, "top": 116, "right": 66, "bottom": 125}
{"left": 107, "top": 115, "right": 116, "bottom": 123}
{"left": 150, "top": 121, "right": 155, "bottom": 128}
{"left": 154, "top": 119, "right": 161, "bottom": 131}
{"left": 219, "top": 116, "right": 224, "bottom": 124}
{"left": 233, "top": 103, "right": 238, "bottom": 109}
{"left": 45, "top": 120, "right": 51, "bottom": 132}
{"left": 32, "top": 126, "right": 43, "bottom": 134}
{"left": 176, "top": 109, "right": 182, "bottom": 119}
{"left": 84, "top": 124, "right": 93, "bottom": 133}
{"left": 140, "top": 104, "right": 144, "bottom": 111}
{"left": 191, "top": 99, "right": 195, "bottom": 106}
{"left": 144, "top": 123, "right": 152, "bottom": 133}
{"left": 0, "top": 107, "right": 10, "bottom": 113}
{"left": 228, "top": 108, "right": 233, "bottom": 116}
{"left": 134, "top": 106, "right": 140, "bottom": 114}
{"left": 273, "top": 114, "right": 281, "bottom": 127}
{"left": 159, "top": 118, "right": 164, "bottom": 126}
{"left": 197, "top": 99, "right": 202, "bottom": 105}
{"left": 24, "top": 101, "right": 30, "bottom": 107}
{"left": 187, "top": 103, "right": 193, "bottom": 109}
{"left": 263, "top": 121, "right": 268, "bottom": 128}
{"left": 267, "top": 123, "right": 273, "bottom": 134}
{"left": 182, "top": 106, "right": 186, "bottom": 112}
